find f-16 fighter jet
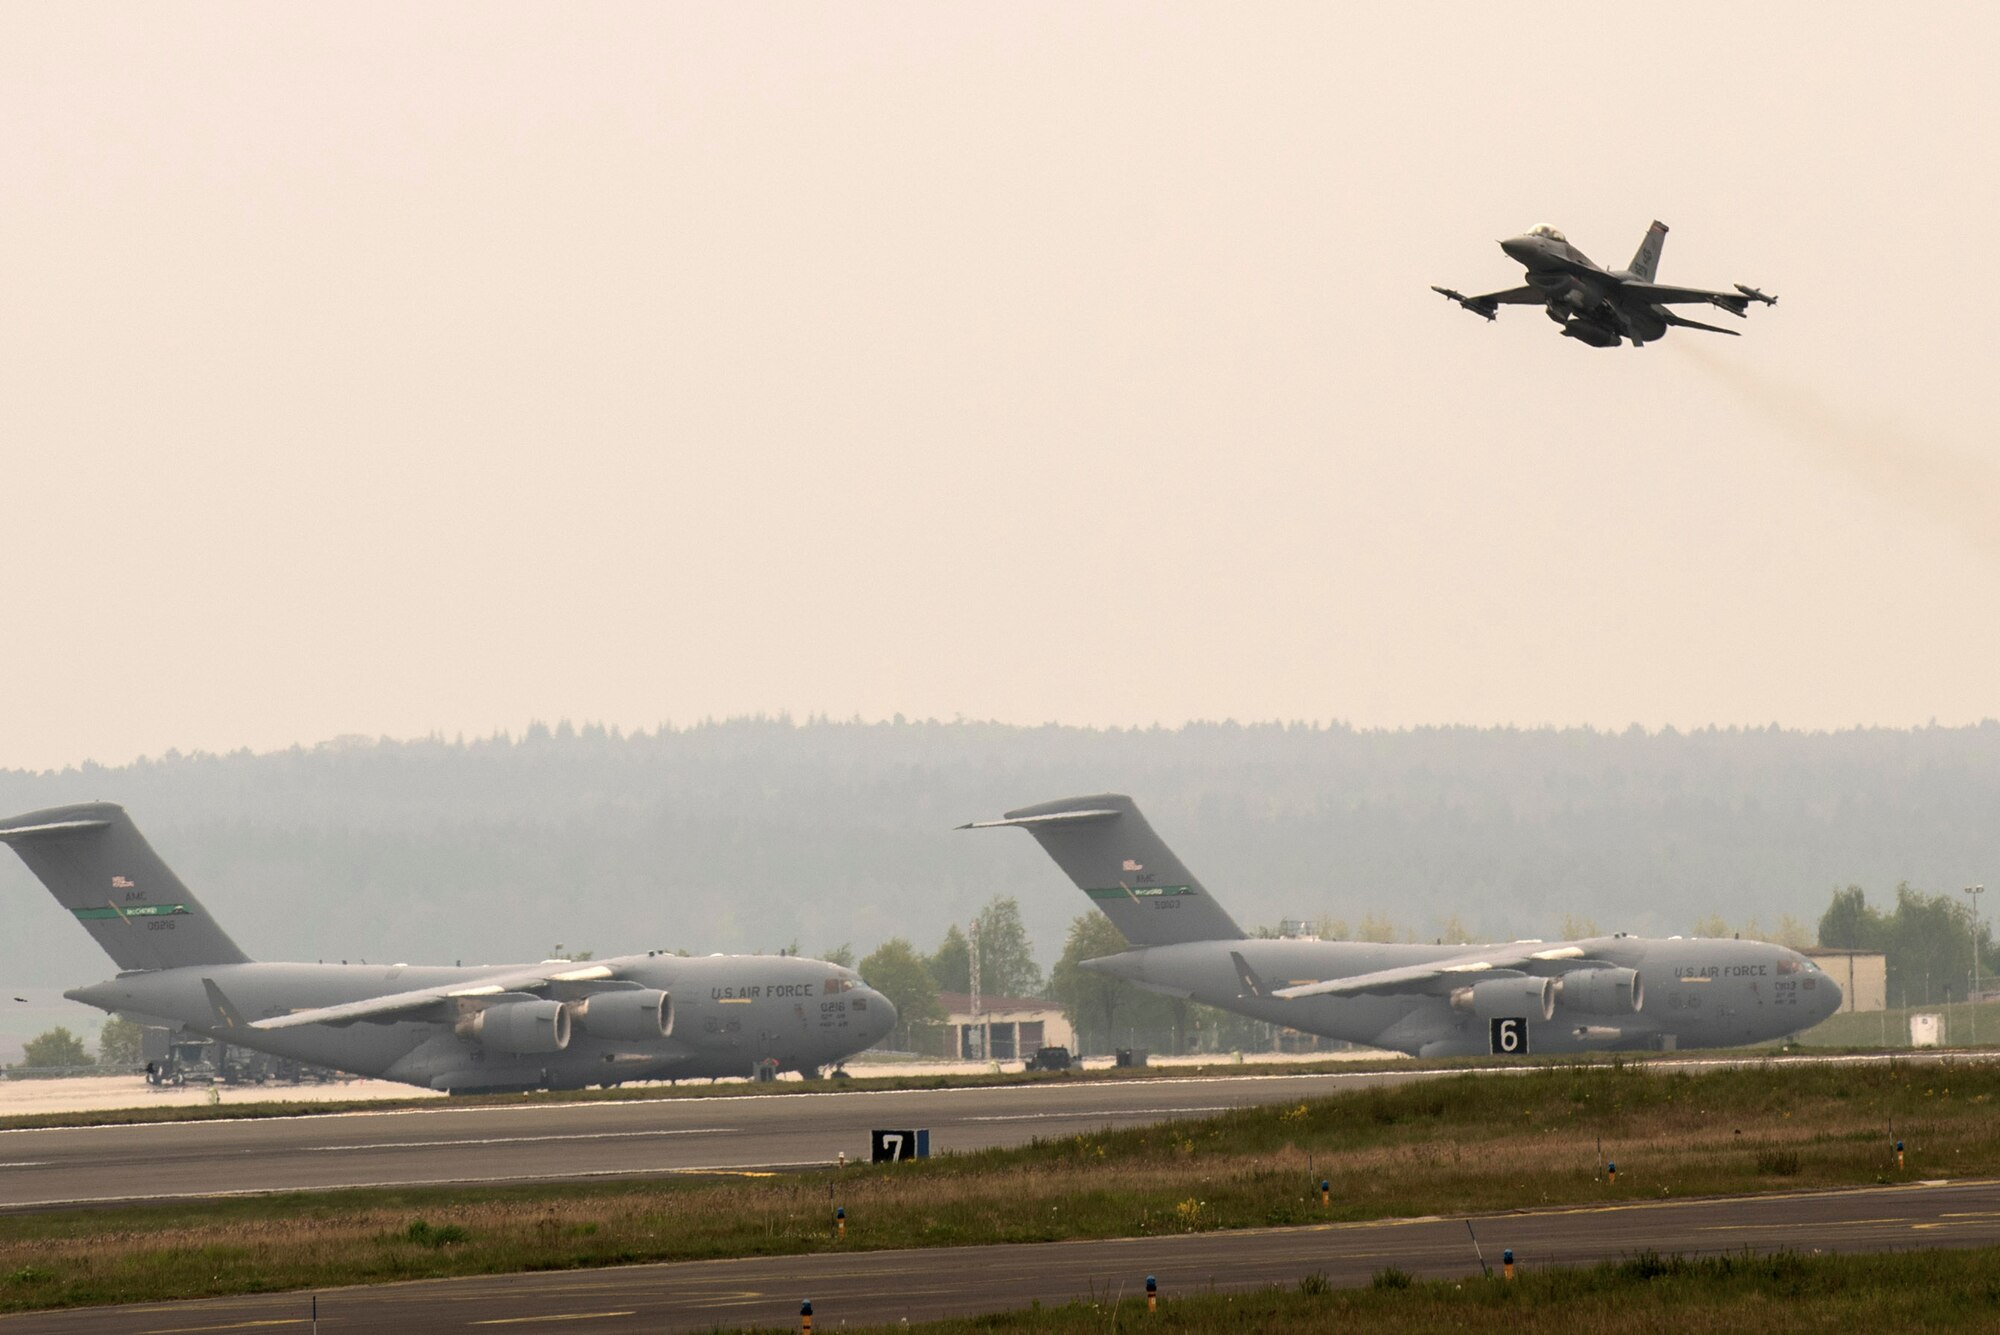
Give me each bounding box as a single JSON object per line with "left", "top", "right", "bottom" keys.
{"left": 966, "top": 794, "right": 1840, "bottom": 1057}
{"left": 1, "top": 804, "right": 895, "bottom": 1092}
{"left": 1433, "top": 221, "right": 1775, "bottom": 348}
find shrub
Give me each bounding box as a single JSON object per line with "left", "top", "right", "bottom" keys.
{"left": 1755, "top": 1149, "right": 1803, "bottom": 1176}
{"left": 404, "top": 1218, "right": 470, "bottom": 1248}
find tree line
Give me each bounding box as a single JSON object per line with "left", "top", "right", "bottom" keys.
{"left": 1817, "top": 884, "right": 1994, "bottom": 1007}
{"left": 8, "top": 1017, "right": 140, "bottom": 1073}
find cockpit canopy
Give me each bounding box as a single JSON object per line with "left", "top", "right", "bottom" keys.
{"left": 1529, "top": 224, "right": 1567, "bottom": 243}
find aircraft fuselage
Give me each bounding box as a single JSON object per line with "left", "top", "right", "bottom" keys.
{"left": 69, "top": 953, "right": 894, "bottom": 1092}
{"left": 1084, "top": 934, "right": 1841, "bottom": 1057}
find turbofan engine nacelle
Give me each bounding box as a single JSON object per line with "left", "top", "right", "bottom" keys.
{"left": 1450, "top": 976, "right": 1555, "bottom": 1022}
{"left": 1558, "top": 967, "right": 1644, "bottom": 1015}
{"left": 574, "top": 989, "right": 673, "bottom": 1041}
{"left": 461, "top": 999, "right": 571, "bottom": 1054}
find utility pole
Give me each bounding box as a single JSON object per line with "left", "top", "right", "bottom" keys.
{"left": 1966, "top": 885, "right": 1986, "bottom": 1047}
{"left": 968, "top": 916, "right": 983, "bottom": 1061}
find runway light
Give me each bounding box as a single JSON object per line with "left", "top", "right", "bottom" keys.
{"left": 800, "top": 1299, "right": 813, "bottom": 1333}
{"left": 835, "top": 1206, "right": 846, "bottom": 1239}
{"left": 1607, "top": 1161, "right": 1617, "bottom": 1185}
{"left": 1503, "top": 1248, "right": 1515, "bottom": 1281}
{"left": 1146, "top": 1274, "right": 1157, "bottom": 1313}
{"left": 1320, "top": 1179, "right": 1330, "bottom": 1207}
{"left": 1896, "top": 1140, "right": 1905, "bottom": 1171}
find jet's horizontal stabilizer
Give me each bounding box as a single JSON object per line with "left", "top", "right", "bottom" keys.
{"left": 1660, "top": 311, "right": 1741, "bottom": 337}
{"left": 0, "top": 818, "right": 113, "bottom": 841}
{"left": 957, "top": 809, "right": 1120, "bottom": 830}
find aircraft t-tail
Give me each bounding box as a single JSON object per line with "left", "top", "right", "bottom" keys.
{"left": 1433, "top": 221, "right": 1775, "bottom": 348}
{"left": 1, "top": 803, "right": 895, "bottom": 1092}
{"left": 964, "top": 794, "right": 1840, "bottom": 1057}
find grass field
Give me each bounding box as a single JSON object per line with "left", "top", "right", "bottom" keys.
{"left": 795, "top": 1247, "right": 2000, "bottom": 1333}
{"left": 3, "top": 1057, "right": 1998, "bottom": 1313}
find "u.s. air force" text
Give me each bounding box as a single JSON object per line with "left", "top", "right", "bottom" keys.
{"left": 710, "top": 983, "right": 817, "bottom": 999}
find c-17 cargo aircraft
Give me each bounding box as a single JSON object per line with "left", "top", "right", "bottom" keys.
{"left": 1433, "top": 220, "right": 1775, "bottom": 348}
{"left": 0, "top": 803, "right": 895, "bottom": 1092}
{"left": 965, "top": 795, "right": 1841, "bottom": 1057}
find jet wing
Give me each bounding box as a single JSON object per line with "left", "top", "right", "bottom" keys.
{"left": 1271, "top": 944, "right": 1588, "bottom": 1000}
{"left": 249, "top": 961, "right": 625, "bottom": 1031}
{"left": 1432, "top": 285, "right": 1544, "bottom": 320}
{"left": 1618, "top": 281, "right": 1753, "bottom": 315}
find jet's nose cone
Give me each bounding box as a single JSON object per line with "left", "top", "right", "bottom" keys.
{"left": 1819, "top": 976, "right": 1843, "bottom": 1018}
{"left": 1500, "top": 236, "right": 1535, "bottom": 262}
{"left": 862, "top": 988, "right": 897, "bottom": 1043}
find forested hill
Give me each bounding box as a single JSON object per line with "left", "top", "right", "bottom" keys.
{"left": 1, "top": 719, "right": 1997, "bottom": 990}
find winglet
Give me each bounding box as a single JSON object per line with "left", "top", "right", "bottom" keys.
{"left": 1229, "top": 951, "right": 1270, "bottom": 1000}
{"left": 201, "top": 977, "right": 247, "bottom": 1031}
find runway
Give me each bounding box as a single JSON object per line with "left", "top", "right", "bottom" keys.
{"left": 0, "top": 1069, "right": 1438, "bottom": 1209}
{"left": 1, "top": 1051, "right": 1979, "bottom": 1210}
{"left": 13, "top": 1175, "right": 2000, "bottom": 1332}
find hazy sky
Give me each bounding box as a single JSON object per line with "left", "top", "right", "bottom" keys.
{"left": 4, "top": 4, "right": 1996, "bottom": 772}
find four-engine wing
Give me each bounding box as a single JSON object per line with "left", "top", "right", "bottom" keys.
{"left": 1271, "top": 944, "right": 1588, "bottom": 1000}
{"left": 250, "top": 961, "right": 628, "bottom": 1030}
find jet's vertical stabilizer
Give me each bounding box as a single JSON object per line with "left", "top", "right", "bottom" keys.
{"left": 0, "top": 803, "right": 251, "bottom": 971}
{"left": 961, "top": 794, "right": 1246, "bottom": 946}
{"left": 1627, "top": 220, "right": 1668, "bottom": 281}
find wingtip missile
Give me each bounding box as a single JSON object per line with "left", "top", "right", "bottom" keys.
{"left": 1733, "top": 284, "right": 1777, "bottom": 306}
{"left": 1431, "top": 286, "right": 1497, "bottom": 321}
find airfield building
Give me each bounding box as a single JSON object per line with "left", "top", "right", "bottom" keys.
{"left": 936, "top": 993, "right": 1075, "bottom": 1062}
{"left": 1802, "top": 949, "right": 1887, "bottom": 1012}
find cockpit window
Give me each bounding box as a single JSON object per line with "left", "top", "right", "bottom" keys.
{"left": 1777, "top": 957, "right": 1800, "bottom": 975}
{"left": 1529, "top": 224, "right": 1567, "bottom": 242}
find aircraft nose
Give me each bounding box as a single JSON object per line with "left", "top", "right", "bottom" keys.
{"left": 863, "top": 988, "right": 897, "bottom": 1043}
{"left": 1499, "top": 236, "right": 1535, "bottom": 262}
{"left": 1819, "top": 976, "right": 1843, "bottom": 1018}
